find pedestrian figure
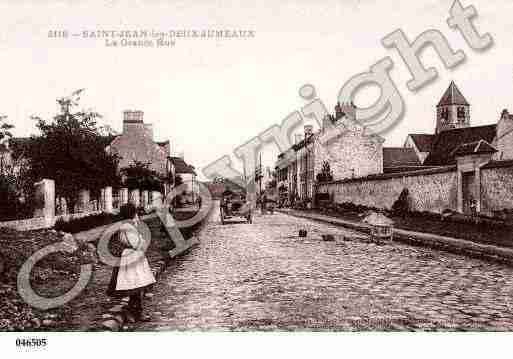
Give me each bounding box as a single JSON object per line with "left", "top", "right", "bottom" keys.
{"left": 261, "top": 193, "right": 267, "bottom": 215}
{"left": 107, "top": 203, "right": 156, "bottom": 321}
{"left": 470, "top": 198, "right": 479, "bottom": 224}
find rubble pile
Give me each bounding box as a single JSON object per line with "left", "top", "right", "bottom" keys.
{"left": 0, "top": 227, "right": 94, "bottom": 331}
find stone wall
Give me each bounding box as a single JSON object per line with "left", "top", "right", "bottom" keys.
{"left": 0, "top": 210, "right": 102, "bottom": 231}
{"left": 317, "top": 166, "right": 458, "bottom": 213}
{"left": 481, "top": 162, "right": 513, "bottom": 215}
{"left": 0, "top": 217, "right": 50, "bottom": 231}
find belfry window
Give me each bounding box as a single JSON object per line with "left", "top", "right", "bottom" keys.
{"left": 440, "top": 108, "right": 449, "bottom": 122}
{"left": 457, "top": 107, "right": 465, "bottom": 119}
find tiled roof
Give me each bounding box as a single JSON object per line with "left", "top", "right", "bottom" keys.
{"left": 451, "top": 140, "right": 497, "bottom": 157}
{"left": 169, "top": 156, "right": 196, "bottom": 175}
{"left": 383, "top": 147, "right": 421, "bottom": 169}
{"left": 408, "top": 134, "right": 434, "bottom": 152}
{"left": 383, "top": 165, "right": 436, "bottom": 174}
{"left": 423, "top": 124, "right": 497, "bottom": 165}
{"left": 437, "top": 81, "right": 469, "bottom": 106}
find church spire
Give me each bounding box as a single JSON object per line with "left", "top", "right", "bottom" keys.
{"left": 436, "top": 81, "right": 470, "bottom": 134}
{"left": 437, "top": 81, "right": 469, "bottom": 107}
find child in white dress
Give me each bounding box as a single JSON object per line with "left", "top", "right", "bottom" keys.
{"left": 107, "top": 203, "right": 156, "bottom": 321}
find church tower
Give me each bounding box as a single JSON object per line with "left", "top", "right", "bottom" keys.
{"left": 435, "top": 81, "right": 470, "bottom": 134}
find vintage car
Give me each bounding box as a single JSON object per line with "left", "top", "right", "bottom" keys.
{"left": 220, "top": 190, "right": 252, "bottom": 225}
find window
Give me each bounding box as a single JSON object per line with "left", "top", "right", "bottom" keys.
{"left": 439, "top": 108, "right": 449, "bottom": 122}
{"left": 457, "top": 107, "right": 466, "bottom": 122}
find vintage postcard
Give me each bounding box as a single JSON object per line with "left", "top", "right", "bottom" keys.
{"left": 1, "top": 0, "right": 512, "bottom": 357}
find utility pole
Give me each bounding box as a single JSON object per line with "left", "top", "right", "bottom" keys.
{"left": 304, "top": 131, "right": 308, "bottom": 200}
{"left": 258, "top": 153, "right": 262, "bottom": 199}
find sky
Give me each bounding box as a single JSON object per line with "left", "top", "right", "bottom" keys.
{"left": 0, "top": 0, "right": 512, "bottom": 179}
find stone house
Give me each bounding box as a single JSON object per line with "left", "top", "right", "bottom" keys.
{"left": 275, "top": 102, "right": 385, "bottom": 201}
{"left": 105, "top": 110, "right": 175, "bottom": 203}
{"left": 106, "top": 110, "right": 171, "bottom": 176}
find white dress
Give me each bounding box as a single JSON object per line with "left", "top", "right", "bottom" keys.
{"left": 115, "top": 222, "right": 156, "bottom": 291}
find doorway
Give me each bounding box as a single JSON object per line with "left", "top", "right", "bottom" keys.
{"left": 461, "top": 171, "right": 476, "bottom": 215}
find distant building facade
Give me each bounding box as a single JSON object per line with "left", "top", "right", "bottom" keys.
{"left": 275, "top": 103, "right": 384, "bottom": 201}
{"left": 169, "top": 154, "right": 197, "bottom": 203}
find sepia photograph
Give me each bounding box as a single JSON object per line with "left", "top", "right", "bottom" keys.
{"left": 1, "top": 0, "right": 513, "bottom": 357}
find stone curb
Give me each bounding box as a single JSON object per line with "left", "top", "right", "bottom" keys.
{"left": 278, "top": 209, "right": 513, "bottom": 266}
{"left": 97, "top": 252, "right": 179, "bottom": 331}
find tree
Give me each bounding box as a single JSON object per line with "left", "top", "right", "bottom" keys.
{"left": 0, "top": 115, "right": 13, "bottom": 143}
{"left": 27, "top": 90, "right": 120, "bottom": 213}
{"left": 0, "top": 119, "right": 36, "bottom": 220}
{"left": 121, "top": 160, "right": 164, "bottom": 192}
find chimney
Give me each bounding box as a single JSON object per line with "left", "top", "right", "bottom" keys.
{"left": 122, "top": 110, "right": 144, "bottom": 134}
{"left": 144, "top": 123, "right": 153, "bottom": 140}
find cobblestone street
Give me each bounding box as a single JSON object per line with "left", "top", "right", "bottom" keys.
{"left": 138, "top": 204, "right": 513, "bottom": 331}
